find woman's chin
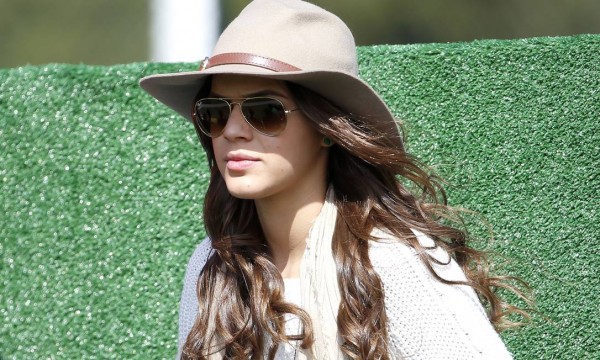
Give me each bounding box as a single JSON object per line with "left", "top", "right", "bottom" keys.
{"left": 224, "top": 182, "right": 269, "bottom": 200}
{"left": 228, "top": 190, "right": 260, "bottom": 200}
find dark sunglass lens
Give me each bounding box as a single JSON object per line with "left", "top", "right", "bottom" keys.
{"left": 195, "top": 99, "right": 230, "bottom": 137}
{"left": 242, "top": 98, "right": 287, "bottom": 136}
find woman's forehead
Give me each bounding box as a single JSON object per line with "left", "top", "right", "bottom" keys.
{"left": 209, "top": 74, "right": 290, "bottom": 98}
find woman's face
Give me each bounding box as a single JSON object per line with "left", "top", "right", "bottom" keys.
{"left": 209, "top": 74, "right": 329, "bottom": 201}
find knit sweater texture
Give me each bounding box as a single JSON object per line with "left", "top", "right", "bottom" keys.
{"left": 176, "top": 233, "right": 512, "bottom": 359}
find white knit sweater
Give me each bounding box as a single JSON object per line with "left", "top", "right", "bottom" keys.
{"left": 176, "top": 232, "right": 513, "bottom": 359}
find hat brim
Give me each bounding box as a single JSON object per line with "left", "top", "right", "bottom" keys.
{"left": 139, "top": 65, "right": 402, "bottom": 145}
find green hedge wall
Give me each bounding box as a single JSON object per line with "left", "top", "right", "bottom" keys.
{"left": 1, "top": 34, "right": 598, "bottom": 359}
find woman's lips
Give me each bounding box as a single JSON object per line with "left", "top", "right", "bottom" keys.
{"left": 225, "top": 153, "right": 260, "bottom": 171}
{"left": 226, "top": 159, "right": 258, "bottom": 171}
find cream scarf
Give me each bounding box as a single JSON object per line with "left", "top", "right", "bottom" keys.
{"left": 297, "top": 187, "right": 345, "bottom": 360}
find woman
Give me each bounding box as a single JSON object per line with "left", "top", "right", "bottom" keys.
{"left": 140, "top": 0, "right": 530, "bottom": 359}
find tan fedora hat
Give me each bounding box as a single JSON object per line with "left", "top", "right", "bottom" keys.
{"left": 140, "top": 0, "right": 402, "bottom": 147}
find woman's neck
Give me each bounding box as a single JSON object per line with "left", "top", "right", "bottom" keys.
{"left": 254, "top": 184, "right": 326, "bottom": 279}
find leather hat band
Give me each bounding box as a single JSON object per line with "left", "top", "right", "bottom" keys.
{"left": 200, "top": 52, "right": 301, "bottom": 72}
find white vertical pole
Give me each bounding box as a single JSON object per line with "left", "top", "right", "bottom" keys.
{"left": 150, "top": 0, "right": 220, "bottom": 62}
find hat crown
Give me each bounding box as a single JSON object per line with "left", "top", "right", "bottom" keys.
{"left": 212, "top": 0, "right": 358, "bottom": 75}
{"left": 139, "top": 0, "right": 402, "bottom": 149}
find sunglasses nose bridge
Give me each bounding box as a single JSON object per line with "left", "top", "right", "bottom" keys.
{"left": 227, "top": 100, "right": 245, "bottom": 118}
{"left": 226, "top": 100, "right": 245, "bottom": 117}
{"left": 220, "top": 100, "right": 254, "bottom": 138}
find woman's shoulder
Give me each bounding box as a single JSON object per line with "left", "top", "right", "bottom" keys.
{"left": 178, "top": 237, "right": 214, "bottom": 352}
{"left": 368, "top": 228, "right": 513, "bottom": 359}
{"left": 368, "top": 228, "right": 464, "bottom": 282}
{"left": 180, "top": 236, "right": 214, "bottom": 311}
{"left": 185, "top": 236, "right": 214, "bottom": 274}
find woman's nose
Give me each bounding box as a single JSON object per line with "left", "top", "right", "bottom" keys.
{"left": 222, "top": 103, "right": 253, "bottom": 141}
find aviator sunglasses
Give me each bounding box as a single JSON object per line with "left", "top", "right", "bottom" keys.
{"left": 193, "top": 97, "right": 299, "bottom": 137}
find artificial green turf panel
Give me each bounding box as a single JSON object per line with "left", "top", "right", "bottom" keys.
{"left": 1, "top": 34, "right": 598, "bottom": 359}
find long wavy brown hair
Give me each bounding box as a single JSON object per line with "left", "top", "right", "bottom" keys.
{"left": 181, "top": 79, "right": 531, "bottom": 359}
